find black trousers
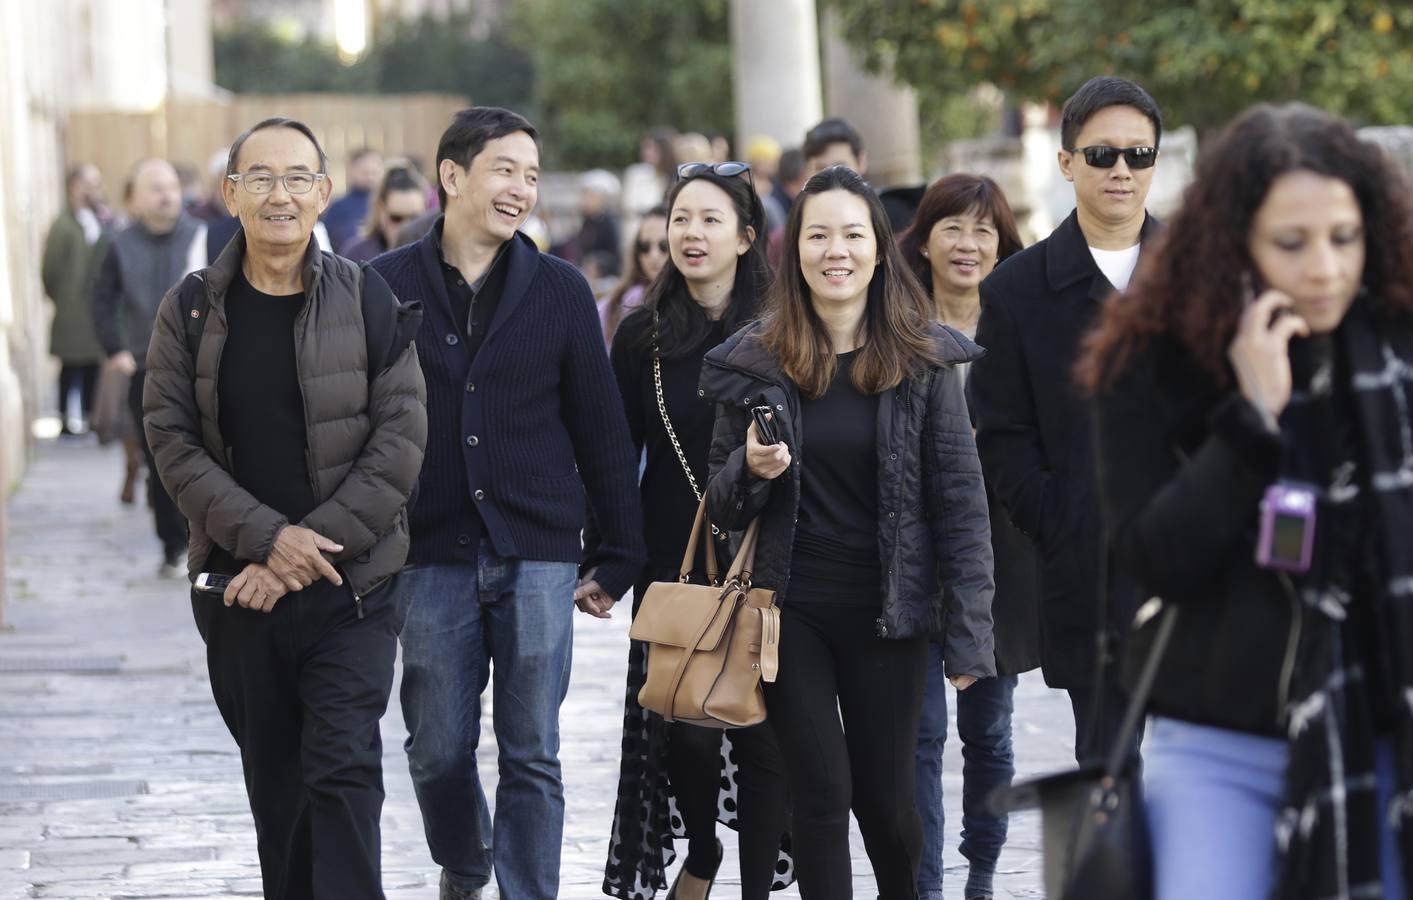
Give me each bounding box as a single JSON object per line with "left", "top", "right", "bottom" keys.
{"left": 764, "top": 600, "right": 928, "bottom": 900}
{"left": 192, "top": 579, "right": 398, "bottom": 900}
{"left": 128, "top": 370, "right": 187, "bottom": 557}
{"left": 58, "top": 363, "right": 98, "bottom": 431}
{"left": 635, "top": 571, "right": 790, "bottom": 898}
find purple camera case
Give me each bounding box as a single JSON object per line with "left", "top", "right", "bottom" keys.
{"left": 1255, "top": 482, "right": 1317, "bottom": 574}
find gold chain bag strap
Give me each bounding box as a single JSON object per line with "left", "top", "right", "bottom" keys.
{"left": 629, "top": 498, "right": 780, "bottom": 727}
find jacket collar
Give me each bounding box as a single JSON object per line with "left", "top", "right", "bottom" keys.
{"left": 416, "top": 217, "right": 540, "bottom": 341}
{"left": 704, "top": 318, "right": 985, "bottom": 390}
{"left": 206, "top": 228, "right": 325, "bottom": 303}
{"left": 1045, "top": 208, "right": 1162, "bottom": 299}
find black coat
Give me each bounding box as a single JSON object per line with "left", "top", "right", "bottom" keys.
{"left": 701, "top": 322, "right": 996, "bottom": 676}
{"left": 1093, "top": 337, "right": 1297, "bottom": 735}
{"left": 970, "top": 210, "right": 1162, "bottom": 688}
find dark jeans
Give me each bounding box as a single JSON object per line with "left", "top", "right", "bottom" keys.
{"left": 764, "top": 600, "right": 927, "bottom": 900}
{"left": 915, "top": 641, "right": 1017, "bottom": 897}
{"left": 129, "top": 370, "right": 187, "bottom": 558}
{"left": 58, "top": 363, "right": 98, "bottom": 432}
{"left": 191, "top": 578, "right": 398, "bottom": 900}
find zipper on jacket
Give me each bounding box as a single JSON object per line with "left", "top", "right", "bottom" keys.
{"left": 1274, "top": 571, "right": 1302, "bottom": 726}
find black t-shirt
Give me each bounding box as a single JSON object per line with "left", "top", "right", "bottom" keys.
{"left": 206, "top": 272, "right": 318, "bottom": 575}
{"left": 611, "top": 307, "right": 727, "bottom": 575}
{"left": 789, "top": 351, "right": 883, "bottom": 604}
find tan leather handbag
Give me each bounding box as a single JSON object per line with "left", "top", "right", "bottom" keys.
{"left": 629, "top": 500, "right": 781, "bottom": 728}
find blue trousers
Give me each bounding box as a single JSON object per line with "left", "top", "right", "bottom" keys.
{"left": 1145, "top": 716, "right": 1407, "bottom": 900}
{"left": 915, "top": 641, "right": 1017, "bottom": 898}
{"left": 393, "top": 547, "right": 578, "bottom": 900}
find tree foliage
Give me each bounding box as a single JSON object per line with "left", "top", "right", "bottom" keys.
{"left": 213, "top": 13, "right": 534, "bottom": 112}
{"left": 824, "top": 0, "right": 1413, "bottom": 133}
{"left": 509, "top": 0, "right": 734, "bottom": 169}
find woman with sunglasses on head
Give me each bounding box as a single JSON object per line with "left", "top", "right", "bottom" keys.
{"left": 897, "top": 174, "right": 1032, "bottom": 900}
{"left": 599, "top": 205, "right": 670, "bottom": 348}
{"left": 598, "top": 161, "right": 792, "bottom": 900}
{"left": 1078, "top": 103, "right": 1412, "bottom": 900}
{"left": 701, "top": 166, "right": 995, "bottom": 900}
{"left": 341, "top": 165, "right": 429, "bottom": 263}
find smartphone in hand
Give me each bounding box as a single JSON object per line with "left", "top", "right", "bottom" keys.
{"left": 750, "top": 405, "right": 781, "bottom": 446}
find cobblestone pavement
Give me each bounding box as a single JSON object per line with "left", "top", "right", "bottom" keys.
{"left": 1, "top": 439, "right": 1080, "bottom": 899}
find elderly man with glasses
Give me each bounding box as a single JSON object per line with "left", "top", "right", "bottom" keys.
{"left": 142, "top": 117, "right": 427, "bottom": 899}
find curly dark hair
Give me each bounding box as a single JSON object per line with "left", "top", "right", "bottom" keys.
{"left": 1077, "top": 102, "right": 1413, "bottom": 392}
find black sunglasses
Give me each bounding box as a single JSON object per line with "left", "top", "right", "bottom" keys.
{"left": 635, "top": 238, "right": 669, "bottom": 255}
{"left": 1070, "top": 145, "right": 1158, "bottom": 170}
{"left": 677, "top": 161, "right": 754, "bottom": 190}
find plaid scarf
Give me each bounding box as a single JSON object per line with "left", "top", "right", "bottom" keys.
{"left": 1273, "top": 301, "right": 1413, "bottom": 899}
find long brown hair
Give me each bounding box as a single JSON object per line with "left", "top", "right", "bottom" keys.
{"left": 602, "top": 205, "right": 668, "bottom": 343}
{"left": 898, "top": 174, "right": 1023, "bottom": 293}
{"left": 760, "top": 166, "right": 941, "bottom": 399}
{"left": 1077, "top": 102, "right": 1413, "bottom": 392}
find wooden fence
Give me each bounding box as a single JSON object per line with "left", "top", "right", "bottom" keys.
{"left": 65, "top": 93, "right": 469, "bottom": 202}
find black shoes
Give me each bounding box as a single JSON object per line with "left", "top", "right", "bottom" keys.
{"left": 666, "top": 837, "right": 723, "bottom": 900}
{"left": 438, "top": 870, "right": 481, "bottom": 900}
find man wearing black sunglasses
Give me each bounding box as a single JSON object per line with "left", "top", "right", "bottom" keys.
{"left": 970, "top": 75, "right": 1163, "bottom": 770}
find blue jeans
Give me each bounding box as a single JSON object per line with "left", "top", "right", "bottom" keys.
{"left": 1147, "top": 718, "right": 1408, "bottom": 900}
{"left": 394, "top": 547, "right": 577, "bottom": 900}
{"left": 915, "top": 641, "right": 1017, "bottom": 898}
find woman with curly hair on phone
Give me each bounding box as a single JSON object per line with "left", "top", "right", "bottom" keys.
{"left": 1078, "top": 103, "right": 1412, "bottom": 899}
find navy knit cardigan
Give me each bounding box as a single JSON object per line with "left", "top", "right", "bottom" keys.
{"left": 372, "top": 224, "right": 645, "bottom": 599}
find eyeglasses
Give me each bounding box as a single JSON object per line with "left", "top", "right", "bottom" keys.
{"left": 227, "top": 172, "right": 327, "bottom": 194}
{"left": 677, "top": 161, "right": 754, "bottom": 191}
{"left": 1068, "top": 146, "right": 1158, "bottom": 170}
{"left": 636, "top": 238, "right": 669, "bottom": 255}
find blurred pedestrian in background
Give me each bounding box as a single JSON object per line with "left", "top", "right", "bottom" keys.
{"left": 143, "top": 116, "right": 426, "bottom": 900}
{"left": 42, "top": 163, "right": 109, "bottom": 435}
{"left": 899, "top": 174, "right": 1035, "bottom": 900}
{"left": 599, "top": 162, "right": 791, "bottom": 900}
{"left": 573, "top": 168, "right": 623, "bottom": 285}
{"left": 802, "top": 118, "right": 867, "bottom": 177}
{"left": 701, "top": 166, "right": 995, "bottom": 900}
{"left": 970, "top": 75, "right": 1164, "bottom": 765}
{"left": 342, "top": 166, "right": 430, "bottom": 264}
{"left": 1080, "top": 102, "right": 1412, "bottom": 900}
{"left": 624, "top": 128, "right": 678, "bottom": 216}
{"left": 597, "top": 204, "right": 667, "bottom": 348}
{"left": 743, "top": 135, "right": 787, "bottom": 232}
{"left": 92, "top": 157, "right": 205, "bottom": 577}
{"left": 326, "top": 146, "right": 383, "bottom": 251}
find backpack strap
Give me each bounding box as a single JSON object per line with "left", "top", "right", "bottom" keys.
{"left": 179, "top": 273, "right": 210, "bottom": 363}
{"left": 359, "top": 261, "right": 421, "bottom": 381}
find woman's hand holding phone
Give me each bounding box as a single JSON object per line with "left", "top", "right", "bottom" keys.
{"left": 1228, "top": 288, "right": 1310, "bottom": 431}
{"left": 745, "top": 411, "right": 791, "bottom": 480}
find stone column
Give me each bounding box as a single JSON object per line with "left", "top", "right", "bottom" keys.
{"left": 729, "top": 0, "right": 823, "bottom": 151}
{"left": 167, "top": 0, "right": 216, "bottom": 99}
{"left": 820, "top": 8, "right": 921, "bottom": 188}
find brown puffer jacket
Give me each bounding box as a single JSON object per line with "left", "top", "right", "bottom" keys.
{"left": 143, "top": 232, "right": 427, "bottom": 600}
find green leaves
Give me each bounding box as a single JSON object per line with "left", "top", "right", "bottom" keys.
{"left": 823, "top": 0, "right": 1413, "bottom": 132}
{"left": 509, "top": 0, "right": 734, "bottom": 168}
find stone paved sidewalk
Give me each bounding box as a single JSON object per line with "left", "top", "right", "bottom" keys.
{"left": 1, "top": 438, "right": 1077, "bottom": 899}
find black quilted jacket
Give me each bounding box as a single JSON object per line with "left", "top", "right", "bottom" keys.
{"left": 701, "top": 321, "right": 996, "bottom": 676}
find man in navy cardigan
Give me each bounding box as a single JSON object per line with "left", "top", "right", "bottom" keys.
{"left": 372, "top": 107, "right": 644, "bottom": 900}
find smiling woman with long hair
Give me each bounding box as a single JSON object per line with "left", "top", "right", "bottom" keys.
{"left": 700, "top": 166, "right": 995, "bottom": 899}
{"left": 1078, "top": 103, "right": 1413, "bottom": 900}
{"left": 597, "top": 163, "right": 792, "bottom": 900}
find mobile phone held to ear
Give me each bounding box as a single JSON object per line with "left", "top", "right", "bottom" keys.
{"left": 750, "top": 405, "right": 781, "bottom": 446}
{"left": 194, "top": 572, "right": 233, "bottom": 595}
